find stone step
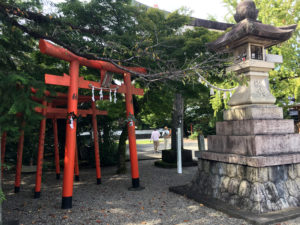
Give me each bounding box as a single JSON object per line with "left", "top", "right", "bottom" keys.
{"left": 208, "top": 133, "right": 300, "bottom": 156}
{"left": 196, "top": 151, "right": 300, "bottom": 167}
{"left": 216, "top": 119, "right": 294, "bottom": 135}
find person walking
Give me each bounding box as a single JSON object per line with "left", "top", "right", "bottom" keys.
{"left": 150, "top": 128, "right": 160, "bottom": 153}
{"left": 162, "top": 126, "right": 171, "bottom": 150}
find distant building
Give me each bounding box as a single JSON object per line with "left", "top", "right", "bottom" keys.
{"left": 132, "top": 0, "right": 233, "bottom": 31}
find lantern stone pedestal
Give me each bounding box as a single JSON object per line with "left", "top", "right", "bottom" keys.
{"left": 170, "top": 0, "right": 299, "bottom": 220}
{"left": 188, "top": 104, "right": 300, "bottom": 214}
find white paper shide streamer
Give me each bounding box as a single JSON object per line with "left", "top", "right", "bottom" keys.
{"left": 69, "top": 116, "right": 74, "bottom": 129}
{"left": 99, "top": 88, "right": 103, "bottom": 100}
{"left": 89, "top": 84, "right": 118, "bottom": 103}
{"left": 114, "top": 89, "right": 117, "bottom": 103}
{"left": 196, "top": 71, "right": 238, "bottom": 98}
{"left": 92, "top": 86, "right": 95, "bottom": 102}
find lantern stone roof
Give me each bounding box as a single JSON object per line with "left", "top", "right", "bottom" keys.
{"left": 208, "top": 0, "right": 297, "bottom": 51}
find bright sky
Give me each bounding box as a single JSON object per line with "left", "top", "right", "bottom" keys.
{"left": 137, "top": 0, "right": 229, "bottom": 22}
{"left": 48, "top": 0, "right": 230, "bottom": 22}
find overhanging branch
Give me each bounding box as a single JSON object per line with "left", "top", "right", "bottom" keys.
{"left": 0, "top": 1, "right": 104, "bottom": 35}
{"left": 0, "top": 1, "right": 228, "bottom": 82}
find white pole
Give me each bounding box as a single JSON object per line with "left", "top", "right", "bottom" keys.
{"left": 177, "top": 128, "right": 182, "bottom": 174}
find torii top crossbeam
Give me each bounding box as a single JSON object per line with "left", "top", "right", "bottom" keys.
{"left": 39, "top": 39, "right": 146, "bottom": 75}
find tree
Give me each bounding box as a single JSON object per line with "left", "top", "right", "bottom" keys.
{"left": 0, "top": 0, "right": 232, "bottom": 172}
{"left": 134, "top": 12, "right": 225, "bottom": 147}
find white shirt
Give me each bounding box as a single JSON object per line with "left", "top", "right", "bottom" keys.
{"left": 150, "top": 130, "right": 160, "bottom": 141}
{"left": 162, "top": 130, "right": 169, "bottom": 138}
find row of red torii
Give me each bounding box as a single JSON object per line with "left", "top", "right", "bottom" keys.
{"left": 1, "top": 39, "right": 147, "bottom": 209}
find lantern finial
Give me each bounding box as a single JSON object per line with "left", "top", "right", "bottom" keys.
{"left": 234, "top": 0, "right": 258, "bottom": 23}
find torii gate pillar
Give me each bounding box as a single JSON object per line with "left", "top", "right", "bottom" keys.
{"left": 34, "top": 100, "right": 47, "bottom": 198}
{"left": 124, "top": 73, "right": 142, "bottom": 189}
{"left": 62, "top": 60, "right": 79, "bottom": 209}
{"left": 52, "top": 119, "right": 61, "bottom": 179}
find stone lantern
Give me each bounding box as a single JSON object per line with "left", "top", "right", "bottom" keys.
{"left": 172, "top": 0, "right": 300, "bottom": 219}
{"left": 208, "top": 0, "right": 296, "bottom": 119}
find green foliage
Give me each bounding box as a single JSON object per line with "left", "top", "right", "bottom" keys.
{"left": 189, "top": 132, "right": 199, "bottom": 140}
{"left": 138, "top": 85, "right": 174, "bottom": 128}
{"left": 222, "top": 0, "right": 238, "bottom": 23}
{"left": 99, "top": 141, "right": 119, "bottom": 167}
{"left": 257, "top": 0, "right": 300, "bottom": 111}
{"left": 0, "top": 0, "right": 238, "bottom": 169}
{"left": 99, "top": 118, "right": 119, "bottom": 167}
{"left": 0, "top": 189, "right": 5, "bottom": 204}
{"left": 135, "top": 10, "right": 223, "bottom": 131}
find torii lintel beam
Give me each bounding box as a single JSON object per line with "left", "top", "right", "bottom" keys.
{"left": 35, "top": 107, "right": 108, "bottom": 117}
{"left": 45, "top": 73, "right": 144, "bottom": 96}
{"left": 39, "top": 39, "right": 147, "bottom": 75}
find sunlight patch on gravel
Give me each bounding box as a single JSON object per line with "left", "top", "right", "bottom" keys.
{"left": 187, "top": 205, "right": 200, "bottom": 212}
{"left": 110, "top": 207, "right": 128, "bottom": 214}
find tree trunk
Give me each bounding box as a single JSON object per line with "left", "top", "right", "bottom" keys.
{"left": 171, "top": 92, "right": 184, "bottom": 151}
{"left": 0, "top": 127, "right": 2, "bottom": 224}
{"left": 102, "top": 120, "right": 111, "bottom": 148}
{"left": 116, "top": 124, "right": 128, "bottom": 174}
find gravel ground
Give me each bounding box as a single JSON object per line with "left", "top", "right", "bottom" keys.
{"left": 3, "top": 160, "right": 249, "bottom": 225}
{"left": 2, "top": 160, "right": 300, "bottom": 225}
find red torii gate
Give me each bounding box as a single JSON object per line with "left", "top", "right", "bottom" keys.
{"left": 39, "top": 39, "right": 147, "bottom": 209}
{"left": 32, "top": 96, "right": 108, "bottom": 198}
{"left": 11, "top": 91, "right": 108, "bottom": 195}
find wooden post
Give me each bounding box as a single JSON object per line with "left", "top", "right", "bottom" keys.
{"left": 171, "top": 92, "right": 184, "bottom": 151}
{"left": 62, "top": 60, "right": 79, "bottom": 209}
{"left": 124, "top": 73, "right": 140, "bottom": 189}
{"left": 14, "top": 121, "right": 25, "bottom": 193}
{"left": 52, "top": 119, "right": 61, "bottom": 179}
{"left": 91, "top": 101, "right": 101, "bottom": 184}
{"left": 34, "top": 100, "right": 47, "bottom": 198}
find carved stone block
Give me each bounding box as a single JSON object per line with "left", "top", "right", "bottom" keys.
{"left": 216, "top": 119, "right": 294, "bottom": 135}
{"left": 208, "top": 133, "right": 300, "bottom": 156}
{"left": 224, "top": 105, "right": 283, "bottom": 120}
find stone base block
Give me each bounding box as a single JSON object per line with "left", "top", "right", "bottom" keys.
{"left": 188, "top": 159, "right": 300, "bottom": 213}
{"left": 224, "top": 105, "right": 283, "bottom": 120}
{"left": 196, "top": 151, "right": 300, "bottom": 167}
{"left": 162, "top": 149, "right": 193, "bottom": 163}
{"left": 208, "top": 133, "right": 300, "bottom": 156}
{"left": 170, "top": 184, "right": 300, "bottom": 224}
{"left": 216, "top": 119, "right": 294, "bottom": 135}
